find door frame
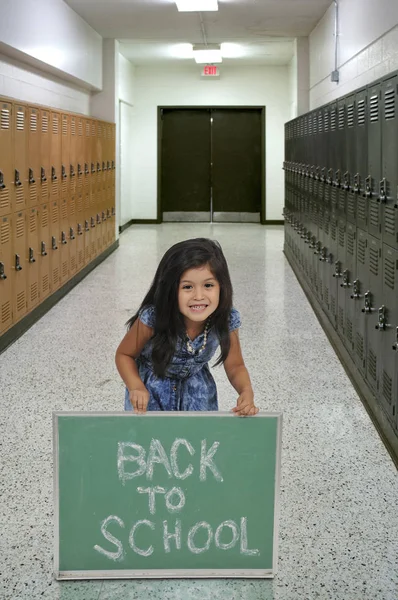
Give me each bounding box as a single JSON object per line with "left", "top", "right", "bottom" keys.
{"left": 157, "top": 106, "right": 266, "bottom": 224}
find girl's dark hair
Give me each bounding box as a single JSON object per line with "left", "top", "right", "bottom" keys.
{"left": 127, "top": 238, "right": 233, "bottom": 377}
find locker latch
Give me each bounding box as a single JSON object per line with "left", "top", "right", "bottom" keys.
{"left": 327, "top": 168, "right": 333, "bottom": 185}
{"left": 84, "top": 163, "right": 89, "bottom": 175}
{"left": 77, "top": 223, "right": 83, "bottom": 236}
{"left": 29, "top": 169, "right": 35, "bottom": 185}
{"left": 309, "top": 166, "right": 315, "bottom": 179}
{"left": 41, "top": 241, "right": 47, "bottom": 256}
{"left": 78, "top": 164, "right": 83, "bottom": 176}
{"left": 112, "top": 207, "right": 115, "bottom": 216}
{"left": 28, "top": 247, "right": 36, "bottom": 263}
{"left": 392, "top": 327, "right": 398, "bottom": 351}
{"left": 61, "top": 231, "right": 67, "bottom": 245}
{"left": 378, "top": 178, "right": 387, "bottom": 204}
{"left": 102, "top": 211, "right": 106, "bottom": 222}
{"left": 365, "top": 175, "right": 372, "bottom": 197}
{"left": 102, "top": 161, "right": 106, "bottom": 172}
{"left": 15, "top": 254, "right": 22, "bottom": 271}
{"left": 69, "top": 227, "right": 75, "bottom": 240}
{"left": 51, "top": 167, "right": 57, "bottom": 182}
{"left": 350, "top": 279, "right": 360, "bottom": 299}
{"left": 85, "top": 220, "right": 90, "bottom": 232}
{"left": 52, "top": 236, "right": 58, "bottom": 250}
{"left": 315, "top": 167, "right": 320, "bottom": 181}
{"left": 300, "top": 227, "right": 307, "bottom": 239}
{"left": 340, "top": 269, "right": 350, "bottom": 288}
{"left": 362, "top": 291, "right": 372, "bottom": 313}
{"left": 107, "top": 161, "right": 110, "bottom": 171}
{"left": 309, "top": 236, "right": 316, "bottom": 249}
{"left": 354, "top": 173, "right": 360, "bottom": 194}
{"left": 0, "top": 262, "right": 6, "bottom": 280}
{"left": 321, "top": 167, "right": 326, "bottom": 182}
{"left": 96, "top": 213, "right": 101, "bottom": 225}
{"left": 314, "top": 241, "right": 321, "bottom": 255}
{"left": 343, "top": 171, "right": 350, "bottom": 191}
{"left": 375, "top": 305, "right": 387, "bottom": 331}
{"left": 319, "top": 247, "right": 327, "bottom": 262}
{"left": 0, "top": 171, "right": 5, "bottom": 190}
{"left": 15, "top": 170, "right": 22, "bottom": 187}
{"left": 41, "top": 167, "right": 47, "bottom": 183}
{"left": 332, "top": 261, "right": 342, "bottom": 278}
{"left": 91, "top": 163, "right": 96, "bottom": 174}
{"left": 70, "top": 165, "right": 75, "bottom": 178}
{"left": 91, "top": 217, "right": 96, "bottom": 228}
{"left": 107, "top": 208, "right": 111, "bottom": 219}
{"left": 334, "top": 170, "right": 341, "bottom": 188}
{"left": 62, "top": 165, "right": 67, "bottom": 180}
{"left": 97, "top": 162, "right": 101, "bottom": 173}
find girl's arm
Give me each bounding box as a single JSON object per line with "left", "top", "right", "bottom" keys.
{"left": 115, "top": 319, "right": 154, "bottom": 412}
{"left": 223, "top": 330, "right": 258, "bottom": 417}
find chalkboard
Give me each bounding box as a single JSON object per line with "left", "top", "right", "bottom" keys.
{"left": 53, "top": 412, "right": 282, "bottom": 579}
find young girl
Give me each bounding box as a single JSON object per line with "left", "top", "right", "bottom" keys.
{"left": 115, "top": 238, "right": 258, "bottom": 416}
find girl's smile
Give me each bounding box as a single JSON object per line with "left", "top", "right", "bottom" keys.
{"left": 178, "top": 264, "right": 220, "bottom": 327}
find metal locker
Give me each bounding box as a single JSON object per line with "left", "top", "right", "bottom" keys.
{"left": 353, "top": 228, "right": 369, "bottom": 375}
{"left": 101, "top": 208, "right": 108, "bottom": 250}
{"left": 0, "top": 215, "right": 13, "bottom": 333}
{"left": 364, "top": 234, "right": 382, "bottom": 393}
{"left": 13, "top": 103, "right": 28, "bottom": 214}
{"left": 38, "top": 203, "right": 51, "bottom": 300}
{"left": 76, "top": 193, "right": 85, "bottom": 272}
{"left": 59, "top": 197, "right": 69, "bottom": 284}
{"left": 27, "top": 107, "right": 40, "bottom": 207}
{"left": 40, "top": 109, "right": 50, "bottom": 204}
{"left": 336, "top": 218, "right": 347, "bottom": 339}
{"left": 381, "top": 75, "right": 398, "bottom": 248}
{"left": 367, "top": 83, "right": 382, "bottom": 238}
{"left": 69, "top": 115, "right": 77, "bottom": 198}
{"left": 76, "top": 117, "right": 84, "bottom": 199}
{"left": 90, "top": 121, "right": 98, "bottom": 202}
{"left": 83, "top": 119, "right": 91, "bottom": 201}
{"left": 96, "top": 210, "right": 103, "bottom": 256}
{"left": 50, "top": 200, "right": 60, "bottom": 292}
{"left": 26, "top": 207, "right": 39, "bottom": 311}
{"left": 50, "top": 111, "right": 61, "bottom": 204}
{"left": 378, "top": 244, "right": 398, "bottom": 425}
{"left": 61, "top": 114, "right": 70, "bottom": 200}
{"left": 12, "top": 210, "right": 27, "bottom": 323}
{"left": 342, "top": 223, "right": 357, "bottom": 357}
{"left": 328, "top": 213, "right": 339, "bottom": 327}
{"left": 345, "top": 94, "right": 356, "bottom": 225}
{"left": 68, "top": 195, "right": 77, "bottom": 278}
{"left": 0, "top": 101, "right": 13, "bottom": 217}
{"left": 355, "top": 88, "right": 368, "bottom": 229}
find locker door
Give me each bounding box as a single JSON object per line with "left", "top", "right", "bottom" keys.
{"left": 111, "top": 123, "right": 116, "bottom": 191}
{"left": 61, "top": 114, "right": 70, "bottom": 200}
{"left": 13, "top": 103, "right": 28, "bottom": 213}
{"left": 336, "top": 218, "right": 347, "bottom": 339}
{"left": 84, "top": 119, "right": 91, "bottom": 202}
{"left": 12, "top": 210, "right": 27, "bottom": 323}
{"left": 355, "top": 88, "right": 368, "bottom": 229}
{"left": 379, "top": 244, "right": 398, "bottom": 424}
{"left": 70, "top": 115, "right": 77, "bottom": 197}
{"left": 365, "top": 234, "right": 382, "bottom": 393}
{"left": 76, "top": 192, "right": 85, "bottom": 272}
{"left": 91, "top": 120, "right": 98, "bottom": 203}
{"left": 345, "top": 94, "right": 356, "bottom": 225}
{"left": 50, "top": 111, "right": 61, "bottom": 204}
{"left": 50, "top": 200, "right": 60, "bottom": 292}
{"left": 38, "top": 203, "right": 51, "bottom": 301}
{"left": 0, "top": 101, "right": 13, "bottom": 217}
{"left": 336, "top": 98, "right": 346, "bottom": 218}
{"left": 344, "top": 223, "right": 357, "bottom": 357}
{"left": 40, "top": 109, "right": 50, "bottom": 204}
{"left": 367, "top": 83, "right": 382, "bottom": 238}
{"left": 0, "top": 215, "right": 13, "bottom": 333}
{"left": 328, "top": 214, "right": 339, "bottom": 326}
{"left": 27, "top": 207, "right": 39, "bottom": 311}
{"left": 381, "top": 76, "right": 398, "bottom": 248}
{"left": 353, "top": 229, "right": 368, "bottom": 375}
{"left": 76, "top": 116, "right": 84, "bottom": 199}
{"left": 68, "top": 195, "right": 77, "bottom": 277}
{"left": 59, "top": 197, "right": 69, "bottom": 284}
{"left": 27, "top": 107, "right": 40, "bottom": 207}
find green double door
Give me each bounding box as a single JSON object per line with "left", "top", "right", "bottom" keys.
{"left": 160, "top": 108, "right": 263, "bottom": 222}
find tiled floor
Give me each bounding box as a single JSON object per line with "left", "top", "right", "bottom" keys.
{"left": 1, "top": 224, "right": 397, "bottom": 600}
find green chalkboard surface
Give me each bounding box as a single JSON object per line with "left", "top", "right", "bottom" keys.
{"left": 54, "top": 412, "right": 282, "bottom": 579}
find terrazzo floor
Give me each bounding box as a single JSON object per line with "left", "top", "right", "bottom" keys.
{"left": 0, "top": 223, "right": 397, "bottom": 600}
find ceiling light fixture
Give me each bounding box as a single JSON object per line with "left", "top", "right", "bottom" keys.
{"left": 193, "top": 44, "right": 222, "bottom": 64}
{"left": 175, "top": 0, "right": 218, "bottom": 12}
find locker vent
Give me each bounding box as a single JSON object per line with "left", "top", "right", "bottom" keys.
{"left": 78, "top": 120, "right": 83, "bottom": 136}
{"left": 331, "top": 295, "right": 336, "bottom": 316}
{"left": 324, "top": 185, "right": 330, "bottom": 203}
{"left": 84, "top": 195, "right": 90, "bottom": 210}
{"left": 78, "top": 249, "right": 84, "bottom": 266}
{"left": 368, "top": 348, "right": 377, "bottom": 382}
{"left": 62, "top": 181, "right": 68, "bottom": 197}
{"left": 41, "top": 182, "right": 48, "bottom": 200}
{"left": 42, "top": 112, "right": 49, "bottom": 133}
{"left": 29, "top": 184, "right": 37, "bottom": 205}
{"left": 357, "top": 99, "right": 365, "bottom": 125}
{"left": 331, "top": 220, "right": 337, "bottom": 241}
{"left": 51, "top": 182, "right": 59, "bottom": 199}
{"left": 92, "top": 123, "right": 96, "bottom": 137}
{"left": 62, "top": 117, "right": 68, "bottom": 136}
{"left": 318, "top": 112, "right": 323, "bottom": 132}
{"left": 384, "top": 206, "right": 396, "bottom": 237}
{"left": 29, "top": 212, "right": 37, "bottom": 233}
{"left": 1, "top": 106, "right": 10, "bottom": 129}
{"left": 1, "top": 301, "right": 11, "bottom": 325}
{"left": 108, "top": 126, "right": 112, "bottom": 140}
{"left": 77, "top": 197, "right": 83, "bottom": 213}
{"left": 347, "top": 104, "right": 354, "bottom": 128}
{"left": 339, "top": 225, "right": 345, "bottom": 248}
{"left": 356, "top": 332, "right": 364, "bottom": 360}
{"left": 369, "top": 246, "right": 379, "bottom": 276}
{"left": 382, "top": 370, "right": 392, "bottom": 405}
{"left": 324, "top": 286, "right": 329, "bottom": 306}
{"left": 53, "top": 115, "right": 59, "bottom": 135}
{"left": 330, "top": 109, "right": 336, "bottom": 130}
{"left": 331, "top": 188, "right": 337, "bottom": 206}
{"left": 98, "top": 123, "right": 102, "bottom": 138}
{"left": 318, "top": 210, "right": 324, "bottom": 230}
{"left": 30, "top": 282, "right": 38, "bottom": 304}
{"left": 347, "top": 230, "right": 355, "bottom": 255}
{"left": 384, "top": 88, "right": 395, "bottom": 120}
{"left": 52, "top": 205, "right": 59, "bottom": 222}
{"left": 30, "top": 111, "right": 38, "bottom": 132}
{"left": 370, "top": 94, "right": 379, "bottom": 122}
{"left": 91, "top": 241, "right": 96, "bottom": 255}
{"left": 69, "top": 198, "right": 75, "bottom": 216}
{"left": 41, "top": 208, "right": 48, "bottom": 229}
{"left": 16, "top": 216, "right": 24, "bottom": 238}
{"left": 70, "top": 256, "right": 76, "bottom": 272}
{"left": 53, "top": 268, "right": 59, "bottom": 285}
{"left": 357, "top": 238, "right": 366, "bottom": 265}
{"left": 16, "top": 109, "right": 25, "bottom": 131}
{"left": 384, "top": 256, "right": 395, "bottom": 290}
{"left": 304, "top": 117, "right": 308, "bottom": 136}
{"left": 338, "top": 106, "right": 345, "bottom": 129}
{"left": 338, "top": 307, "right": 344, "bottom": 331}
{"left": 16, "top": 188, "right": 24, "bottom": 209}
{"left": 61, "top": 201, "right": 67, "bottom": 220}
{"left": 16, "top": 291, "right": 25, "bottom": 313}
{"left": 0, "top": 188, "right": 10, "bottom": 212}
{"left": 324, "top": 213, "right": 330, "bottom": 235}
{"left": 347, "top": 193, "right": 355, "bottom": 219}
{"left": 86, "top": 121, "right": 90, "bottom": 137}
{"left": 346, "top": 318, "right": 353, "bottom": 344}
{"left": 42, "top": 274, "right": 49, "bottom": 294}
{"left": 71, "top": 118, "right": 76, "bottom": 136}
{"left": 357, "top": 197, "right": 366, "bottom": 222}
{"left": 324, "top": 110, "right": 329, "bottom": 131}
{"left": 339, "top": 194, "right": 345, "bottom": 212}
{"left": 85, "top": 246, "right": 90, "bottom": 261}
{"left": 313, "top": 114, "right": 317, "bottom": 135}
{"left": 369, "top": 202, "right": 379, "bottom": 228}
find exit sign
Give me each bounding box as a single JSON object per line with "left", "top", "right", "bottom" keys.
{"left": 201, "top": 65, "right": 220, "bottom": 78}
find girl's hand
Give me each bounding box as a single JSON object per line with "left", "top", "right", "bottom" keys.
{"left": 232, "top": 389, "right": 259, "bottom": 417}
{"left": 129, "top": 388, "right": 150, "bottom": 414}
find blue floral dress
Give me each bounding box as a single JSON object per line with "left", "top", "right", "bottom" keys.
{"left": 124, "top": 306, "right": 241, "bottom": 411}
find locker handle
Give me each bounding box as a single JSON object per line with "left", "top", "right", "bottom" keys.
{"left": 85, "top": 220, "right": 90, "bottom": 232}
{"left": 365, "top": 176, "right": 372, "bottom": 197}
{"left": 96, "top": 213, "right": 101, "bottom": 225}
{"left": 70, "top": 165, "right": 75, "bottom": 178}
{"left": 107, "top": 161, "right": 110, "bottom": 171}
{"left": 107, "top": 209, "right": 111, "bottom": 219}
{"left": 343, "top": 172, "right": 350, "bottom": 191}
{"left": 41, "top": 241, "right": 47, "bottom": 256}
{"left": 62, "top": 166, "right": 68, "bottom": 180}
{"left": 29, "top": 169, "right": 35, "bottom": 185}
{"left": 51, "top": 167, "right": 57, "bottom": 182}
{"left": 70, "top": 227, "right": 75, "bottom": 240}
{"left": 102, "top": 211, "right": 106, "bottom": 222}
{"left": 41, "top": 167, "right": 47, "bottom": 183}
{"left": 77, "top": 224, "right": 83, "bottom": 235}
{"left": 361, "top": 291, "right": 372, "bottom": 313}
{"left": 78, "top": 164, "right": 83, "bottom": 176}
{"left": 97, "top": 162, "right": 101, "bottom": 172}
{"left": 0, "top": 261, "right": 6, "bottom": 280}
{"left": 375, "top": 306, "right": 387, "bottom": 331}
{"left": 91, "top": 217, "right": 96, "bottom": 228}
{"left": 29, "top": 247, "right": 36, "bottom": 263}
{"left": 0, "top": 171, "right": 6, "bottom": 190}
{"left": 91, "top": 163, "right": 96, "bottom": 174}
{"left": 340, "top": 269, "right": 350, "bottom": 288}
{"left": 15, "top": 254, "right": 22, "bottom": 271}
{"left": 350, "top": 280, "right": 360, "bottom": 299}
{"left": 15, "top": 170, "right": 22, "bottom": 187}
{"left": 332, "top": 261, "right": 342, "bottom": 278}
{"left": 61, "top": 231, "right": 67, "bottom": 245}
{"left": 84, "top": 164, "right": 90, "bottom": 175}
{"left": 377, "top": 178, "right": 387, "bottom": 204}
{"left": 392, "top": 327, "right": 398, "bottom": 350}
{"left": 52, "top": 236, "right": 58, "bottom": 250}
{"left": 353, "top": 174, "right": 360, "bottom": 193}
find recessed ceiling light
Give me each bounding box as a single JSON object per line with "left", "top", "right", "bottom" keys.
{"left": 193, "top": 44, "right": 222, "bottom": 64}
{"left": 175, "top": 0, "right": 218, "bottom": 12}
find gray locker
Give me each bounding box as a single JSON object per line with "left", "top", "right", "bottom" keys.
{"left": 355, "top": 88, "right": 368, "bottom": 229}
{"left": 381, "top": 75, "right": 398, "bottom": 248}
{"left": 365, "top": 234, "right": 382, "bottom": 393}
{"left": 353, "top": 228, "right": 369, "bottom": 375}
{"left": 336, "top": 218, "right": 347, "bottom": 340}
{"left": 343, "top": 223, "right": 357, "bottom": 357}
{"left": 367, "top": 83, "right": 382, "bottom": 238}
{"left": 345, "top": 94, "right": 356, "bottom": 225}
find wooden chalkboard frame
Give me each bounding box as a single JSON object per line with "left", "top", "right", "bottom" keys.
{"left": 53, "top": 411, "right": 282, "bottom": 580}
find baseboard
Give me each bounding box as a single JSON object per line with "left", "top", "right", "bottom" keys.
{"left": 119, "top": 219, "right": 160, "bottom": 233}
{"left": 0, "top": 240, "right": 119, "bottom": 355}
{"left": 264, "top": 220, "right": 284, "bottom": 225}
{"left": 284, "top": 247, "right": 398, "bottom": 469}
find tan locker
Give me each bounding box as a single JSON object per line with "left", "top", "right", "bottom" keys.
{"left": 84, "top": 119, "right": 91, "bottom": 200}
{"left": 111, "top": 123, "right": 116, "bottom": 190}
{"left": 38, "top": 203, "right": 51, "bottom": 300}
{"left": 13, "top": 103, "right": 28, "bottom": 214}
{"left": 83, "top": 193, "right": 91, "bottom": 265}
{"left": 0, "top": 101, "right": 13, "bottom": 217}
{"left": 50, "top": 200, "right": 60, "bottom": 291}
{"left": 0, "top": 214, "right": 13, "bottom": 333}
{"left": 27, "top": 207, "right": 39, "bottom": 311}
{"left": 101, "top": 207, "right": 108, "bottom": 249}
{"left": 27, "top": 107, "right": 40, "bottom": 207}
{"left": 70, "top": 115, "right": 77, "bottom": 197}
{"left": 50, "top": 111, "right": 61, "bottom": 203}
{"left": 40, "top": 109, "right": 50, "bottom": 203}
{"left": 76, "top": 192, "right": 84, "bottom": 272}
{"left": 68, "top": 195, "right": 77, "bottom": 277}
{"left": 59, "top": 197, "right": 69, "bottom": 284}
{"left": 61, "top": 114, "right": 70, "bottom": 199}
{"left": 12, "top": 210, "right": 27, "bottom": 323}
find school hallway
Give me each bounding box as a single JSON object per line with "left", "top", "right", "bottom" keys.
{"left": 0, "top": 223, "right": 397, "bottom": 600}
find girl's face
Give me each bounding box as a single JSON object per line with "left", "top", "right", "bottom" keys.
{"left": 178, "top": 264, "right": 220, "bottom": 326}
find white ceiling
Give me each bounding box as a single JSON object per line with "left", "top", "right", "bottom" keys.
{"left": 64, "top": 0, "right": 332, "bottom": 66}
